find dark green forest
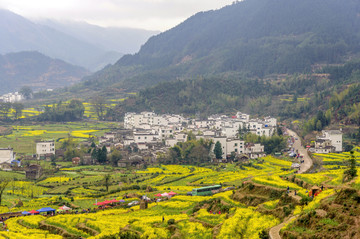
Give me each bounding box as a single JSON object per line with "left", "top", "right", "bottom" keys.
{"left": 106, "top": 61, "right": 360, "bottom": 128}
{"left": 81, "top": 0, "right": 360, "bottom": 92}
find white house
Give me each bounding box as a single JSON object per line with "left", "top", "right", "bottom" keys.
{"left": 314, "top": 139, "right": 335, "bottom": 154}
{"left": 226, "top": 138, "right": 245, "bottom": 155}
{"left": 36, "top": 140, "right": 55, "bottom": 159}
{"left": 133, "top": 132, "right": 158, "bottom": 144}
{"left": 210, "top": 137, "right": 246, "bottom": 159}
{"left": 0, "top": 148, "right": 16, "bottom": 164}
{"left": 245, "top": 143, "right": 265, "bottom": 159}
{"left": 317, "top": 130, "right": 343, "bottom": 152}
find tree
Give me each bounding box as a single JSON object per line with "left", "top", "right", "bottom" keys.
{"left": 68, "top": 99, "right": 85, "bottom": 120}
{"left": 97, "top": 145, "right": 107, "bottom": 164}
{"left": 110, "top": 149, "right": 122, "bottom": 166}
{"left": 103, "top": 174, "right": 111, "bottom": 192}
{"left": 0, "top": 178, "right": 10, "bottom": 205}
{"left": 91, "top": 96, "right": 106, "bottom": 120}
{"left": 187, "top": 131, "right": 196, "bottom": 141}
{"left": 19, "top": 86, "right": 32, "bottom": 99}
{"left": 315, "top": 120, "right": 322, "bottom": 131}
{"left": 91, "top": 148, "right": 98, "bottom": 160}
{"left": 0, "top": 102, "right": 11, "bottom": 120}
{"left": 343, "top": 150, "right": 357, "bottom": 181}
{"left": 214, "top": 141, "right": 223, "bottom": 159}
{"left": 12, "top": 102, "right": 24, "bottom": 120}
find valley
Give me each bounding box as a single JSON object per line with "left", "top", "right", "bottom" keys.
{"left": 0, "top": 0, "right": 359, "bottom": 238}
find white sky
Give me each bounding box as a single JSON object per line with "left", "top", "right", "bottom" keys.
{"left": 0, "top": 0, "right": 234, "bottom": 31}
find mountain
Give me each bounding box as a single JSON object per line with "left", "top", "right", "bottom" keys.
{"left": 0, "top": 9, "right": 125, "bottom": 71}
{"left": 0, "top": 51, "right": 89, "bottom": 94}
{"left": 39, "top": 20, "right": 160, "bottom": 54}
{"left": 84, "top": 0, "right": 360, "bottom": 91}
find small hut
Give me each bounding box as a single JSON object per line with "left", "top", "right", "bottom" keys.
{"left": 311, "top": 186, "right": 321, "bottom": 196}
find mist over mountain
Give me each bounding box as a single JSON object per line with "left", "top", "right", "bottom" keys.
{"left": 84, "top": 0, "right": 360, "bottom": 91}
{"left": 0, "top": 9, "right": 157, "bottom": 71}
{"left": 0, "top": 51, "right": 89, "bottom": 94}
{"left": 38, "top": 20, "right": 160, "bottom": 54}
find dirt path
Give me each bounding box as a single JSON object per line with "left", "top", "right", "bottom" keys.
{"left": 287, "top": 129, "right": 313, "bottom": 173}
{"left": 269, "top": 216, "right": 297, "bottom": 239}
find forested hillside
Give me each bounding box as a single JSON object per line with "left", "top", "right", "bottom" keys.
{"left": 0, "top": 51, "right": 89, "bottom": 94}
{"left": 108, "top": 61, "right": 360, "bottom": 126}
{"left": 83, "top": 0, "right": 360, "bottom": 91}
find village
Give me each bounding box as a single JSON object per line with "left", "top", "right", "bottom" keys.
{"left": 0, "top": 111, "right": 343, "bottom": 181}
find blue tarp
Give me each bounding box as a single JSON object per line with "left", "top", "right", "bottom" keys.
{"left": 37, "top": 207, "right": 56, "bottom": 213}
{"left": 22, "top": 211, "right": 30, "bottom": 215}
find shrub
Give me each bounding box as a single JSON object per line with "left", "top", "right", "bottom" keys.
{"left": 167, "top": 219, "right": 175, "bottom": 225}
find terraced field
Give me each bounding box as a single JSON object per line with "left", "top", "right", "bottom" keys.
{"left": 0, "top": 154, "right": 357, "bottom": 238}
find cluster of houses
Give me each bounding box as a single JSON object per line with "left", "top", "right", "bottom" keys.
{"left": 0, "top": 112, "right": 278, "bottom": 175}
{"left": 312, "top": 130, "right": 343, "bottom": 153}
{"left": 123, "top": 111, "right": 276, "bottom": 160}
{"left": 0, "top": 92, "right": 23, "bottom": 103}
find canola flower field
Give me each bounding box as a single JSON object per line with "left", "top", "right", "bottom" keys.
{"left": 0, "top": 122, "right": 117, "bottom": 154}
{"left": 0, "top": 152, "right": 357, "bottom": 239}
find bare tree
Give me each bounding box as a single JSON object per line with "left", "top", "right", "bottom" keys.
{"left": 91, "top": 96, "right": 106, "bottom": 120}
{"left": 0, "top": 178, "right": 10, "bottom": 205}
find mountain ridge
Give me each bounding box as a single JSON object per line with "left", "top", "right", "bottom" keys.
{"left": 83, "top": 0, "right": 360, "bottom": 92}
{"left": 0, "top": 51, "right": 89, "bottom": 94}
{"left": 0, "top": 9, "right": 157, "bottom": 71}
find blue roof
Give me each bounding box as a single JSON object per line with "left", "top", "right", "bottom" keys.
{"left": 22, "top": 211, "right": 30, "bottom": 215}
{"left": 37, "top": 207, "right": 56, "bottom": 212}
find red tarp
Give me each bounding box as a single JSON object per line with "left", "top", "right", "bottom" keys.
{"left": 168, "top": 191, "right": 177, "bottom": 196}
{"left": 155, "top": 193, "right": 162, "bottom": 197}
{"left": 28, "top": 210, "right": 39, "bottom": 214}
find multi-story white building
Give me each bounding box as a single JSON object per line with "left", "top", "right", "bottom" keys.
{"left": 244, "top": 143, "right": 265, "bottom": 159}
{"left": 36, "top": 140, "right": 55, "bottom": 159}
{"left": 0, "top": 92, "right": 23, "bottom": 103}
{"left": 0, "top": 148, "right": 16, "bottom": 164}
{"left": 124, "top": 111, "right": 273, "bottom": 159}
{"left": 133, "top": 132, "right": 158, "bottom": 144}
{"left": 314, "top": 139, "right": 334, "bottom": 154}
{"left": 207, "top": 137, "right": 246, "bottom": 159}
{"left": 316, "top": 130, "right": 343, "bottom": 152}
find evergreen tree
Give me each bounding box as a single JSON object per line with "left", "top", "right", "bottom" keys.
{"left": 344, "top": 150, "right": 357, "bottom": 181}
{"left": 214, "top": 141, "right": 223, "bottom": 159}
{"left": 104, "top": 174, "right": 111, "bottom": 192}
{"left": 97, "top": 146, "right": 108, "bottom": 164}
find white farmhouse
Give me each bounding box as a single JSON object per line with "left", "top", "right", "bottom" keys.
{"left": 317, "top": 130, "right": 343, "bottom": 152}
{"left": 0, "top": 148, "right": 16, "bottom": 164}
{"left": 36, "top": 140, "right": 55, "bottom": 159}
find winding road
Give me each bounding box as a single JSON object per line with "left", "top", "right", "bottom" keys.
{"left": 269, "top": 129, "right": 313, "bottom": 239}
{"left": 287, "top": 129, "right": 313, "bottom": 174}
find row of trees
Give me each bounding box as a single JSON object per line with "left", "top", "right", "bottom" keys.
{"left": 0, "top": 102, "right": 24, "bottom": 120}
{"left": 61, "top": 137, "right": 122, "bottom": 167}
{"left": 302, "top": 110, "right": 331, "bottom": 134}
{"left": 38, "top": 100, "right": 85, "bottom": 122}
{"left": 162, "top": 138, "right": 213, "bottom": 165}
{"left": 243, "top": 134, "right": 287, "bottom": 155}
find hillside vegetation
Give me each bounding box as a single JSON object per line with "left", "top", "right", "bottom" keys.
{"left": 0, "top": 51, "right": 89, "bottom": 94}
{"left": 83, "top": 0, "right": 360, "bottom": 92}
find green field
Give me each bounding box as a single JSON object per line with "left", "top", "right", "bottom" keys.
{"left": 0, "top": 122, "right": 119, "bottom": 154}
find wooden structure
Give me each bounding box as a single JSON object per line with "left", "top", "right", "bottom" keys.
{"left": 25, "top": 164, "right": 43, "bottom": 180}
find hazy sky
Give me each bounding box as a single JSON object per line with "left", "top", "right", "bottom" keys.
{"left": 0, "top": 0, "right": 234, "bottom": 31}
